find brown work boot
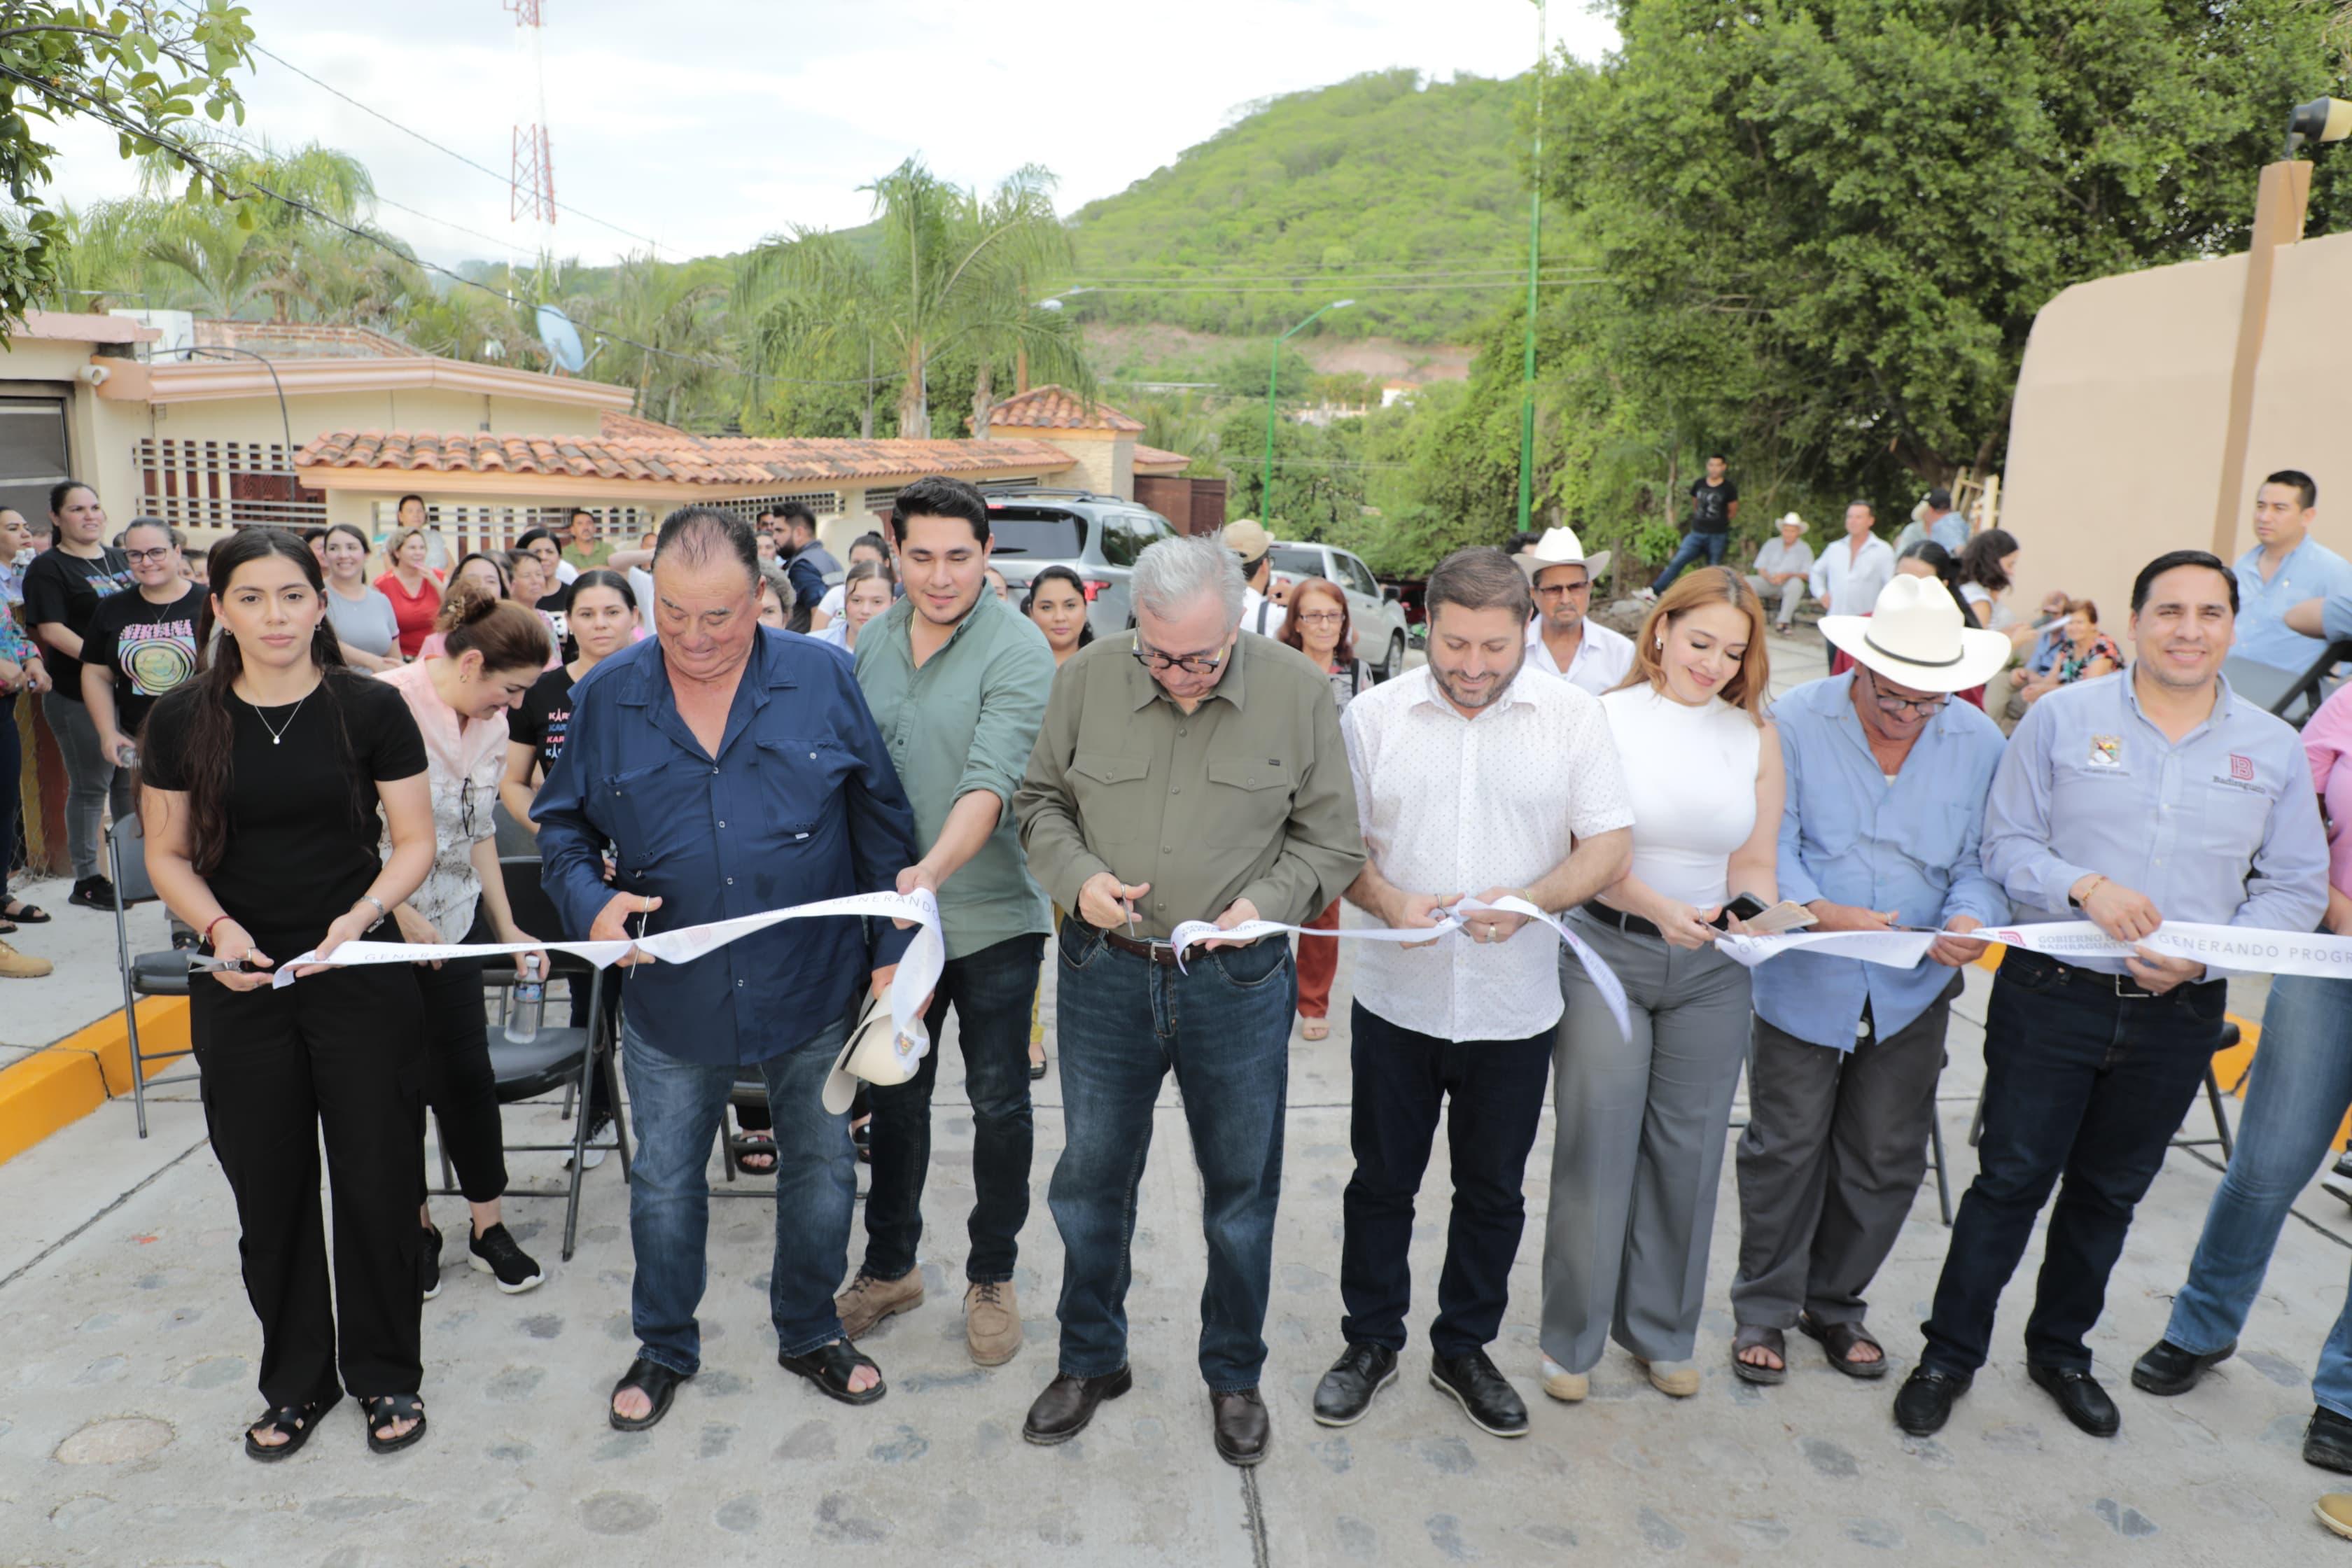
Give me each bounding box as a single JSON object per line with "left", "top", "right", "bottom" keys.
{"left": 834, "top": 1270, "right": 923, "bottom": 1340}
{"left": 0, "top": 939, "right": 52, "bottom": 979}
{"left": 965, "top": 1280, "right": 1022, "bottom": 1366}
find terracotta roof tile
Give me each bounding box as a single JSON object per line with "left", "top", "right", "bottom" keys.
{"left": 983, "top": 384, "right": 1144, "bottom": 433}
{"left": 295, "top": 429, "right": 1079, "bottom": 487}
{"left": 1132, "top": 444, "right": 1190, "bottom": 468}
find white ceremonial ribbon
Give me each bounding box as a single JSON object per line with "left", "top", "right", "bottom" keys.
{"left": 1166, "top": 894, "right": 1636, "bottom": 1041}
{"left": 1721, "top": 918, "right": 2352, "bottom": 983}
{"left": 269, "top": 888, "right": 951, "bottom": 1046}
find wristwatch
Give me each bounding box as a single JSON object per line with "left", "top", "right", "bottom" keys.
{"left": 356, "top": 894, "right": 388, "bottom": 920}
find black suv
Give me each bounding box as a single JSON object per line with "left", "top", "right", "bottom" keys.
{"left": 979, "top": 486, "right": 1182, "bottom": 638}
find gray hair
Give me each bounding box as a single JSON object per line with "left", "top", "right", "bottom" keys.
{"left": 654, "top": 504, "right": 759, "bottom": 587}
{"left": 1132, "top": 533, "right": 1245, "bottom": 626}
{"left": 757, "top": 561, "right": 793, "bottom": 611}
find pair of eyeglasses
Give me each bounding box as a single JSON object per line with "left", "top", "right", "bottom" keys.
{"left": 1130, "top": 645, "right": 1228, "bottom": 678}
{"left": 1291, "top": 611, "right": 1344, "bottom": 627}
{"left": 1864, "top": 671, "right": 1947, "bottom": 716}
{"left": 459, "top": 777, "right": 479, "bottom": 838}
{"left": 124, "top": 547, "right": 174, "bottom": 565}
{"left": 1534, "top": 581, "right": 1591, "bottom": 598}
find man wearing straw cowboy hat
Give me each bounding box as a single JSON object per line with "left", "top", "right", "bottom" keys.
{"left": 1517, "top": 526, "right": 1632, "bottom": 695}
{"left": 1729, "top": 575, "right": 2010, "bottom": 1389}
{"left": 1747, "top": 513, "right": 1816, "bottom": 634}
{"left": 1897, "top": 548, "right": 2328, "bottom": 1442}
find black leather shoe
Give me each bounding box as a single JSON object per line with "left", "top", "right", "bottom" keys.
{"left": 1892, "top": 1367, "right": 1970, "bottom": 1436}
{"left": 1021, "top": 1367, "right": 1130, "bottom": 1446}
{"left": 1212, "top": 1387, "right": 1270, "bottom": 1466}
{"left": 1430, "top": 1350, "right": 1529, "bottom": 1438}
{"left": 2130, "top": 1338, "right": 2234, "bottom": 1396}
{"left": 2029, "top": 1364, "right": 2120, "bottom": 1436}
{"left": 1311, "top": 1343, "right": 1398, "bottom": 1427}
{"left": 2308, "top": 1405, "right": 2352, "bottom": 1474}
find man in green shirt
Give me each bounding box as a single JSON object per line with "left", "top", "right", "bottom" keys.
{"left": 563, "top": 506, "right": 615, "bottom": 575}
{"left": 1014, "top": 533, "right": 1366, "bottom": 1466}
{"left": 836, "top": 476, "right": 1058, "bottom": 1368}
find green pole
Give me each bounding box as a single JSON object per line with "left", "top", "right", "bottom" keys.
{"left": 1516, "top": 0, "right": 1546, "bottom": 533}
{"left": 1262, "top": 298, "right": 1354, "bottom": 520}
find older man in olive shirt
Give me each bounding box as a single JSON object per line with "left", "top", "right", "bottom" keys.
{"left": 1014, "top": 533, "right": 1366, "bottom": 1467}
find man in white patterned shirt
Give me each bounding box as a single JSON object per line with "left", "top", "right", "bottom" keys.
{"left": 1312, "top": 546, "right": 1634, "bottom": 1439}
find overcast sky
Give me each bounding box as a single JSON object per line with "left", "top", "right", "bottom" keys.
{"left": 45, "top": 1, "right": 1616, "bottom": 269}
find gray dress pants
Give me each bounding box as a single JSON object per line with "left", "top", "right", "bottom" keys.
{"left": 1729, "top": 976, "right": 1958, "bottom": 1331}
{"left": 42, "top": 690, "right": 133, "bottom": 881}
{"left": 1539, "top": 915, "right": 1753, "bottom": 1372}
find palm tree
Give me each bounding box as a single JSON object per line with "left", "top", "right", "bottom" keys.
{"left": 741, "top": 155, "right": 1093, "bottom": 438}
{"left": 596, "top": 251, "right": 729, "bottom": 427}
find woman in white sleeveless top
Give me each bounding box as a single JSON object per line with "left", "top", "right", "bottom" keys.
{"left": 1539, "top": 566, "right": 1784, "bottom": 1402}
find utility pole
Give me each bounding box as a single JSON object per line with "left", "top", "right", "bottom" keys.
{"left": 1515, "top": 0, "right": 1546, "bottom": 535}
{"left": 505, "top": 1, "right": 558, "bottom": 290}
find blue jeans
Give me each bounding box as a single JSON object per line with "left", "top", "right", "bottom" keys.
{"left": 2164, "top": 972, "right": 2352, "bottom": 1420}
{"left": 1650, "top": 531, "right": 1729, "bottom": 593}
{"left": 1048, "top": 918, "right": 1293, "bottom": 1391}
{"left": 622, "top": 1014, "right": 854, "bottom": 1375}
{"left": 862, "top": 932, "right": 1046, "bottom": 1285}
{"left": 1920, "top": 951, "right": 2227, "bottom": 1376}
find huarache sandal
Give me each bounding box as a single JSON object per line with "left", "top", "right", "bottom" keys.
{"left": 778, "top": 1338, "right": 886, "bottom": 1406}
{"left": 609, "top": 1356, "right": 690, "bottom": 1432}
{"left": 729, "top": 1130, "right": 777, "bottom": 1174}
{"left": 1798, "top": 1312, "right": 1889, "bottom": 1379}
{"left": 1731, "top": 1324, "right": 1788, "bottom": 1385}
{"left": 4, "top": 899, "right": 50, "bottom": 923}
{"left": 359, "top": 1392, "right": 427, "bottom": 1453}
{"left": 242, "top": 1391, "right": 340, "bottom": 1462}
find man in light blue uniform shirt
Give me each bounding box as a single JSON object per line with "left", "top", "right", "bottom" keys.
{"left": 2231, "top": 468, "right": 2347, "bottom": 671}
{"left": 1731, "top": 576, "right": 2012, "bottom": 1386}
{"left": 1898, "top": 550, "right": 2329, "bottom": 1445}
{"left": 1924, "top": 487, "right": 1968, "bottom": 554}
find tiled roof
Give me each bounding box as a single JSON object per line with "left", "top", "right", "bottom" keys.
{"left": 984, "top": 384, "right": 1144, "bottom": 433}
{"left": 295, "top": 428, "right": 1077, "bottom": 486}
{"left": 599, "top": 409, "right": 694, "bottom": 442}
{"left": 1132, "top": 444, "right": 1191, "bottom": 468}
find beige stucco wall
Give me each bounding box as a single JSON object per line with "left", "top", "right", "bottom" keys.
{"left": 2002, "top": 227, "right": 2352, "bottom": 642}
{"left": 1036, "top": 429, "right": 1134, "bottom": 500}
{"left": 0, "top": 340, "right": 143, "bottom": 518}
{"left": 151, "top": 386, "right": 606, "bottom": 449}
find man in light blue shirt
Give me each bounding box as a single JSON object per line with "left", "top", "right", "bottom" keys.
{"left": 1923, "top": 487, "right": 1968, "bottom": 555}
{"left": 1732, "top": 575, "right": 2012, "bottom": 1386}
{"left": 2230, "top": 468, "right": 2348, "bottom": 671}
{"left": 1900, "top": 550, "right": 2328, "bottom": 1446}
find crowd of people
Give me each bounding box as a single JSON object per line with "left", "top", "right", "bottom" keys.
{"left": 0, "top": 462, "right": 2328, "bottom": 1520}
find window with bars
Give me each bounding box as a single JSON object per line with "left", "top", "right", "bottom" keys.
{"left": 365, "top": 500, "right": 657, "bottom": 556}
{"left": 714, "top": 490, "right": 844, "bottom": 521}
{"left": 136, "top": 438, "right": 326, "bottom": 531}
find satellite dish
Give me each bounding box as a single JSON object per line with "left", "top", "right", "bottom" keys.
{"left": 536, "top": 304, "right": 587, "bottom": 373}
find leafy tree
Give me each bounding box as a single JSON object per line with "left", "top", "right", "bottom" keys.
{"left": 0, "top": 2, "right": 256, "bottom": 335}
{"left": 1541, "top": 0, "right": 2352, "bottom": 493}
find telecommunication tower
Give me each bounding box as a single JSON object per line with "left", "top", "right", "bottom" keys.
{"left": 504, "top": 0, "right": 557, "bottom": 285}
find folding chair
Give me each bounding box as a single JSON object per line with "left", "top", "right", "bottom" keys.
{"left": 429, "top": 856, "right": 629, "bottom": 1260}
{"left": 2239, "top": 637, "right": 2352, "bottom": 729}
{"left": 107, "top": 816, "right": 193, "bottom": 1138}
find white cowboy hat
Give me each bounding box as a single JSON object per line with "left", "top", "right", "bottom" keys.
{"left": 1773, "top": 512, "right": 1808, "bottom": 536}
{"left": 1820, "top": 575, "right": 2012, "bottom": 694}
{"left": 822, "top": 990, "right": 932, "bottom": 1115}
{"left": 1516, "top": 526, "right": 1611, "bottom": 586}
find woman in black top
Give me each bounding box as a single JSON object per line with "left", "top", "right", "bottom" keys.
{"left": 82, "top": 518, "right": 205, "bottom": 766}
{"left": 141, "top": 528, "right": 439, "bottom": 1460}
{"left": 24, "top": 480, "right": 134, "bottom": 908}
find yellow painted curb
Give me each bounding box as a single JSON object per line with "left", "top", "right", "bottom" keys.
{"left": 0, "top": 997, "right": 190, "bottom": 1165}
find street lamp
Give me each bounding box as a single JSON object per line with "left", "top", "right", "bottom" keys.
{"left": 1262, "top": 298, "right": 1353, "bottom": 517}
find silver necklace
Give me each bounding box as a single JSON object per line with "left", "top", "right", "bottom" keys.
{"left": 250, "top": 692, "right": 309, "bottom": 746}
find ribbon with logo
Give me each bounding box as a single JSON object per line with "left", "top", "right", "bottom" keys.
{"left": 1718, "top": 918, "right": 2352, "bottom": 982}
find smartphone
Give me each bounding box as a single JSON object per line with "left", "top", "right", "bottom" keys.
{"left": 1710, "top": 893, "right": 1771, "bottom": 930}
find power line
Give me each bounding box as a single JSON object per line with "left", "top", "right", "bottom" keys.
{"left": 248, "top": 41, "right": 673, "bottom": 258}
{"left": 201, "top": 120, "right": 540, "bottom": 262}
{"left": 1063, "top": 267, "right": 1599, "bottom": 284}
{"left": 1057, "top": 279, "right": 1611, "bottom": 296}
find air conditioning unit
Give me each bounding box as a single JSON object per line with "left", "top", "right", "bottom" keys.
{"left": 106, "top": 309, "right": 196, "bottom": 363}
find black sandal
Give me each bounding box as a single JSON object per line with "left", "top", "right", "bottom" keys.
{"left": 609, "top": 1357, "right": 690, "bottom": 1432}
{"left": 243, "top": 1392, "right": 339, "bottom": 1462}
{"left": 778, "top": 1338, "right": 886, "bottom": 1406}
{"left": 359, "top": 1392, "right": 427, "bottom": 1453}
{"left": 1798, "top": 1312, "right": 1889, "bottom": 1380}
{"left": 729, "top": 1131, "right": 777, "bottom": 1173}
{"left": 4, "top": 899, "right": 50, "bottom": 924}
{"left": 1731, "top": 1324, "right": 1788, "bottom": 1385}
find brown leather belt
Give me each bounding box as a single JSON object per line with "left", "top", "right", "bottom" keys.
{"left": 1100, "top": 926, "right": 1185, "bottom": 967}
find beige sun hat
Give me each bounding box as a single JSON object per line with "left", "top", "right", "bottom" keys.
{"left": 1516, "top": 526, "right": 1612, "bottom": 586}
{"left": 1774, "top": 512, "right": 1808, "bottom": 535}
{"left": 822, "top": 990, "right": 933, "bottom": 1115}
{"left": 1819, "top": 575, "right": 2012, "bottom": 694}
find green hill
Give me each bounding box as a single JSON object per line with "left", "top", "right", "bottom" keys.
{"left": 1063, "top": 69, "right": 1534, "bottom": 345}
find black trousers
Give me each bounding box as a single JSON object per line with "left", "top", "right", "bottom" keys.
{"left": 414, "top": 906, "right": 511, "bottom": 1206}
{"left": 1340, "top": 1002, "right": 1553, "bottom": 1358}
{"left": 192, "top": 951, "right": 429, "bottom": 1407}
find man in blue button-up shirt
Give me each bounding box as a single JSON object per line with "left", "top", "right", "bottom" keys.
{"left": 2230, "top": 468, "right": 2348, "bottom": 672}
{"left": 536, "top": 507, "right": 918, "bottom": 1430}
{"left": 1732, "top": 575, "right": 2011, "bottom": 1387}
{"left": 1899, "top": 550, "right": 2329, "bottom": 1445}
